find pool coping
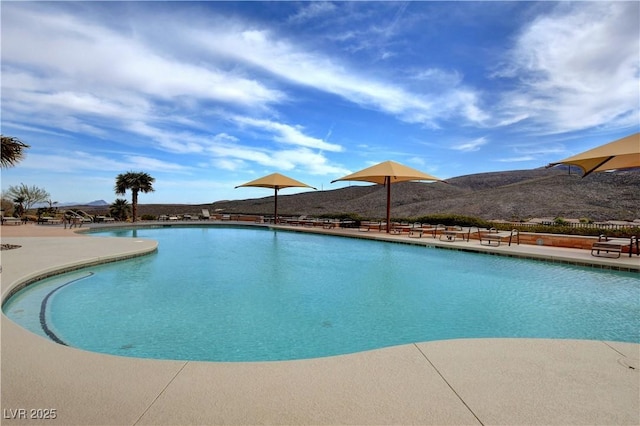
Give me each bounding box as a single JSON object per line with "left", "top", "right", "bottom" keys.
{"left": 1, "top": 223, "right": 639, "bottom": 425}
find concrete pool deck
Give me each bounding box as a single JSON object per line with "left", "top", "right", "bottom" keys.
{"left": 1, "top": 222, "right": 639, "bottom": 425}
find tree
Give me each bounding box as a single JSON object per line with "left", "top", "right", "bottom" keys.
{"left": 114, "top": 171, "right": 155, "bottom": 222}
{"left": 4, "top": 183, "right": 50, "bottom": 213}
{"left": 1, "top": 136, "right": 30, "bottom": 168}
{"left": 13, "top": 195, "right": 26, "bottom": 217}
{"left": 109, "top": 198, "right": 131, "bottom": 221}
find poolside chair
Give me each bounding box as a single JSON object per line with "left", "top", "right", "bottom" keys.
{"left": 322, "top": 219, "right": 341, "bottom": 229}
{"left": 1, "top": 216, "right": 22, "bottom": 225}
{"left": 411, "top": 223, "right": 441, "bottom": 238}
{"left": 200, "top": 209, "right": 211, "bottom": 220}
{"left": 390, "top": 222, "right": 411, "bottom": 234}
{"left": 591, "top": 235, "right": 639, "bottom": 258}
{"left": 359, "top": 221, "right": 375, "bottom": 232}
{"left": 360, "top": 221, "right": 386, "bottom": 232}
{"left": 408, "top": 223, "right": 426, "bottom": 238}
{"left": 439, "top": 226, "right": 473, "bottom": 242}
{"left": 479, "top": 228, "right": 520, "bottom": 247}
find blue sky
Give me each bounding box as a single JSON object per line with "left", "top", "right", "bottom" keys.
{"left": 1, "top": 1, "right": 638, "bottom": 204}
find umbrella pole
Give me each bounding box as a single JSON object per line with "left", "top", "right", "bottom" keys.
{"left": 386, "top": 176, "right": 391, "bottom": 233}
{"left": 274, "top": 187, "right": 279, "bottom": 224}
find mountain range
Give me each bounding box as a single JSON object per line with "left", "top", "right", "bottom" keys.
{"left": 67, "top": 168, "right": 639, "bottom": 222}
{"left": 206, "top": 167, "right": 640, "bottom": 221}
{"left": 36, "top": 200, "right": 109, "bottom": 208}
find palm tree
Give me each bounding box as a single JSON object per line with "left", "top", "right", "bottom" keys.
{"left": 114, "top": 171, "right": 155, "bottom": 222}
{"left": 109, "top": 198, "right": 131, "bottom": 221}
{"left": 12, "top": 195, "right": 26, "bottom": 217}
{"left": 1, "top": 136, "right": 30, "bottom": 168}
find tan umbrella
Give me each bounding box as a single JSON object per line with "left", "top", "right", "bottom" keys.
{"left": 235, "top": 173, "right": 316, "bottom": 223}
{"left": 331, "top": 160, "right": 444, "bottom": 233}
{"left": 547, "top": 132, "right": 640, "bottom": 177}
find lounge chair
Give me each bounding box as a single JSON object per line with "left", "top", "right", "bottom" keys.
{"left": 200, "top": 209, "right": 211, "bottom": 220}
{"left": 39, "top": 216, "right": 63, "bottom": 225}
{"left": 408, "top": 223, "right": 426, "bottom": 238}
{"left": 440, "top": 226, "right": 473, "bottom": 242}
{"left": 410, "top": 223, "right": 441, "bottom": 238}
{"left": 390, "top": 222, "right": 411, "bottom": 234}
{"left": 359, "top": 221, "right": 386, "bottom": 232}
{"left": 287, "top": 215, "right": 308, "bottom": 226}
{"left": 1, "top": 216, "right": 22, "bottom": 225}
{"left": 95, "top": 216, "right": 115, "bottom": 222}
{"left": 479, "top": 228, "right": 520, "bottom": 246}
{"left": 359, "top": 221, "right": 375, "bottom": 231}
{"left": 591, "top": 235, "right": 639, "bottom": 258}
{"left": 322, "top": 219, "right": 341, "bottom": 229}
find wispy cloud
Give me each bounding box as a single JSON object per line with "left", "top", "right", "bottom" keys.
{"left": 187, "top": 12, "right": 488, "bottom": 127}
{"left": 493, "top": 2, "right": 639, "bottom": 133}
{"left": 451, "top": 137, "right": 489, "bottom": 152}
{"left": 495, "top": 156, "right": 536, "bottom": 163}
{"left": 288, "top": 2, "right": 337, "bottom": 23}
{"left": 15, "top": 151, "right": 189, "bottom": 173}
{"left": 232, "top": 117, "right": 343, "bottom": 152}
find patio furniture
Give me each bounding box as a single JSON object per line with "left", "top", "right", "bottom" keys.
{"left": 440, "top": 226, "right": 473, "bottom": 242}
{"left": 1, "top": 216, "right": 22, "bottom": 225}
{"left": 390, "top": 222, "right": 411, "bottom": 234}
{"left": 591, "top": 242, "right": 623, "bottom": 258}
{"left": 592, "top": 235, "right": 639, "bottom": 258}
{"left": 479, "top": 228, "right": 520, "bottom": 247}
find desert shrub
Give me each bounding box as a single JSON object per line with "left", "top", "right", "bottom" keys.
{"left": 490, "top": 223, "right": 639, "bottom": 238}
{"left": 410, "top": 214, "right": 491, "bottom": 228}
{"left": 140, "top": 214, "right": 156, "bottom": 221}
{"left": 317, "top": 212, "right": 364, "bottom": 222}
{"left": 554, "top": 217, "right": 569, "bottom": 226}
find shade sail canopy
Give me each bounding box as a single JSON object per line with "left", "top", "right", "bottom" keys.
{"left": 331, "top": 160, "right": 443, "bottom": 185}
{"left": 235, "top": 173, "right": 316, "bottom": 190}
{"left": 235, "top": 173, "right": 316, "bottom": 222}
{"left": 547, "top": 132, "right": 640, "bottom": 177}
{"left": 331, "top": 160, "right": 444, "bottom": 233}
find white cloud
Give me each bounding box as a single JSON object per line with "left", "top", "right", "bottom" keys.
{"left": 451, "top": 137, "right": 488, "bottom": 152}
{"left": 14, "top": 151, "right": 189, "bottom": 174}
{"left": 495, "top": 2, "right": 639, "bottom": 133}
{"left": 189, "top": 18, "right": 487, "bottom": 127}
{"left": 205, "top": 137, "right": 348, "bottom": 176}
{"left": 495, "top": 156, "right": 535, "bottom": 163}
{"left": 123, "top": 156, "right": 190, "bottom": 172}
{"left": 2, "top": 5, "right": 284, "bottom": 108}
{"left": 232, "top": 117, "right": 343, "bottom": 152}
{"left": 288, "top": 2, "right": 338, "bottom": 23}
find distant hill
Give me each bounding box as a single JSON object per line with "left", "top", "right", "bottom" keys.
{"left": 34, "top": 199, "right": 108, "bottom": 208}
{"left": 77, "top": 168, "right": 640, "bottom": 222}
{"left": 85, "top": 199, "right": 108, "bottom": 206}
{"left": 206, "top": 167, "right": 640, "bottom": 221}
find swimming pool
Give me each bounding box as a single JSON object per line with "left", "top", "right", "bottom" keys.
{"left": 4, "top": 226, "right": 639, "bottom": 361}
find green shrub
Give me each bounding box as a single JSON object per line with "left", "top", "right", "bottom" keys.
{"left": 317, "top": 212, "right": 364, "bottom": 222}
{"left": 554, "top": 217, "right": 569, "bottom": 226}
{"left": 410, "top": 214, "right": 491, "bottom": 228}
{"left": 141, "top": 214, "right": 156, "bottom": 221}
{"left": 489, "top": 223, "right": 639, "bottom": 238}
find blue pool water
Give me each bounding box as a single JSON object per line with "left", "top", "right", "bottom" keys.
{"left": 3, "top": 226, "right": 639, "bottom": 361}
